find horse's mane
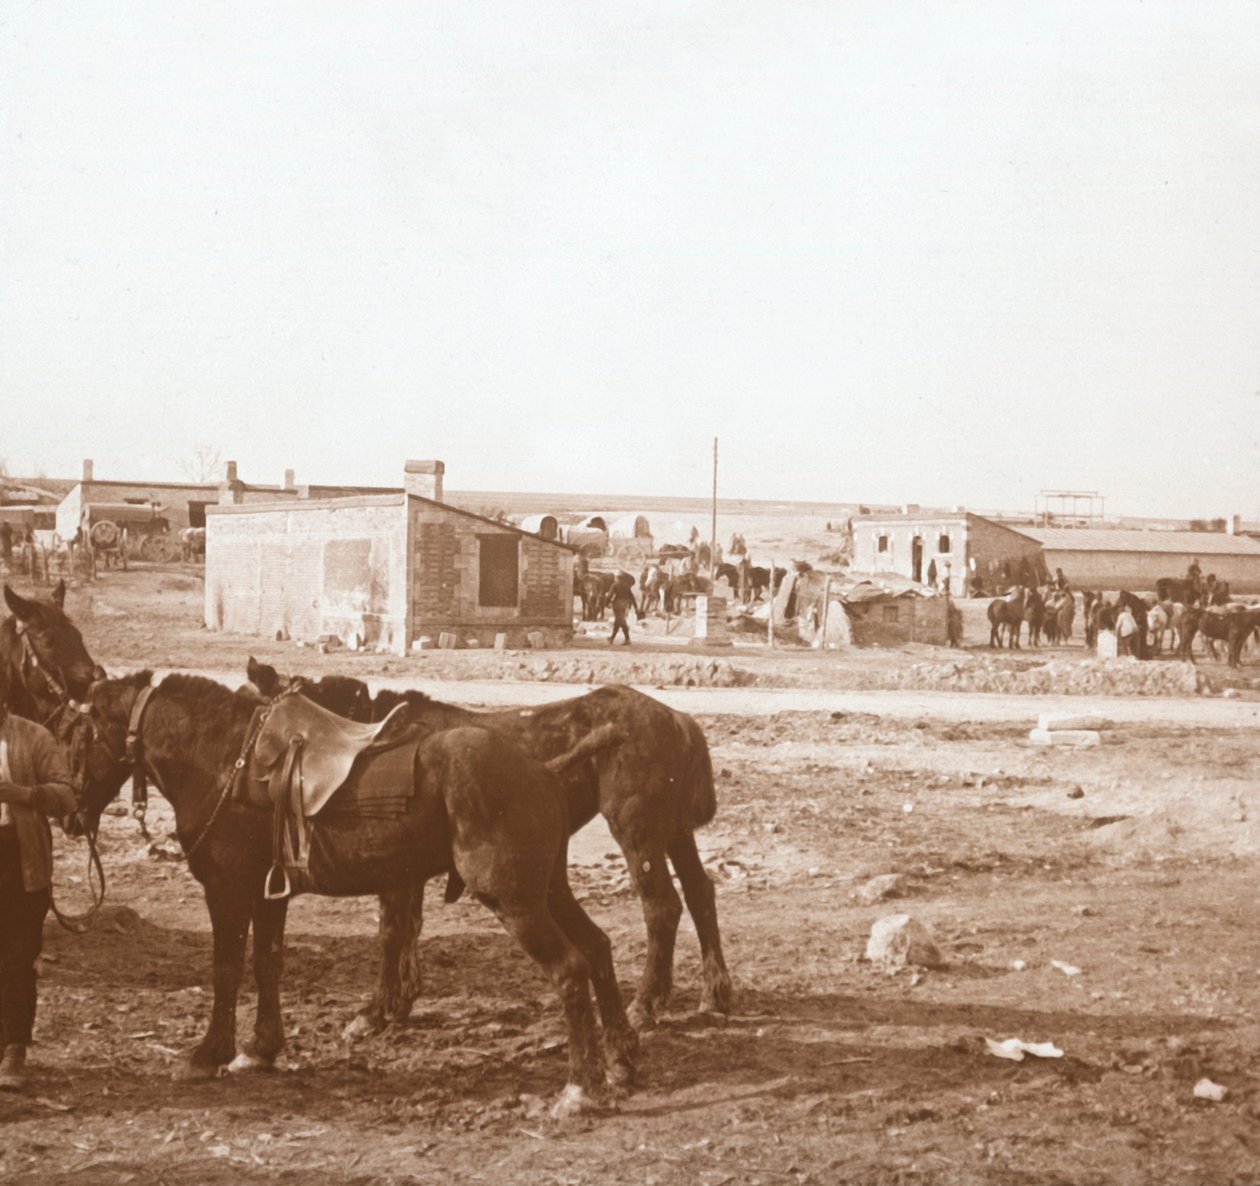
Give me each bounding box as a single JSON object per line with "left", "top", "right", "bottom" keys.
{"left": 155, "top": 672, "right": 249, "bottom": 716}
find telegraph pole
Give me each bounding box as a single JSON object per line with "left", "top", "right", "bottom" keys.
{"left": 710, "top": 437, "right": 718, "bottom": 578}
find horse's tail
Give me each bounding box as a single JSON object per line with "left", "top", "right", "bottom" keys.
{"left": 545, "top": 723, "right": 623, "bottom": 774}
{"left": 680, "top": 712, "right": 717, "bottom": 830}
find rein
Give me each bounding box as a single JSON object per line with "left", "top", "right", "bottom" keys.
{"left": 117, "top": 684, "right": 270, "bottom": 862}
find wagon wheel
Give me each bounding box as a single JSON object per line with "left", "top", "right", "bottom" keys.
{"left": 151, "top": 535, "right": 181, "bottom": 563}
{"left": 138, "top": 534, "right": 159, "bottom": 561}
{"left": 89, "top": 520, "right": 120, "bottom": 549}
{"left": 615, "top": 541, "right": 648, "bottom": 566}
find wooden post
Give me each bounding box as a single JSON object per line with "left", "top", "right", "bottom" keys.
{"left": 820, "top": 575, "right": 832, "bottom": 648}
{"left": 709, "top": 436, "right": 718, "bottom": 580}
{"left": 768, "top": 556, "right": 776, "bottom": 649}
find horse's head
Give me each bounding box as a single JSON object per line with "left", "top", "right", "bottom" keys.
{"left": 62, "top": 670, "right": 154, "bottom": 838}
{"left": 3, "top": 582, "right": 103, "bottom": 711}
{"left": 245, "top": 656, "right": 288, "bottom": 698}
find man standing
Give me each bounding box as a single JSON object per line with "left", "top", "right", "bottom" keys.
{"left": 609, "top": 572, "right": 636, "bottom": 645}
{"left": 0, "top": 695, "right": 76, "bottom": 1091}
{"left": 1115, "top": 603, "right": 1138, "bottom": 657}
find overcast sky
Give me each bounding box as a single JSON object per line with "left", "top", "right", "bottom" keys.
{"left": 2, "top": 2, "right": 1257, "bottom": 518}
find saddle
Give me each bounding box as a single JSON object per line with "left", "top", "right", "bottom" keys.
{"left": 251, "top": 693, "right": 419, "bottom": 899}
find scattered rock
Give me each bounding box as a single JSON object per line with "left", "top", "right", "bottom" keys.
{"left": 1193, "top": 1078, "right": 1228, "bottom": 1102}
{"left": 1067, "top": 785, "right": 1085, "bottom": 800}
{"left": 864, "top": 914, "right": 944, "bottom": 973}
{"left": 855, "top": 873, "right": 905, "bottom": 905}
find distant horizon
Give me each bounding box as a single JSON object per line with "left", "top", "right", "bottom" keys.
{"left": 3, "top": 463, "right": 1253, "bottom": 530}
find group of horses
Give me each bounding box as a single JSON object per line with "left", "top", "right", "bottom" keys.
{"left": 575, "top": 552, "right": 787, "bottom": 622}
{"left": 986, "top": 584, "right": 1077, "bottom": 648}
{"left": 0, "top": 581, "right": 731, "bottom": 1117}
{"left": 987, "top": 578, "right": 1259, "bottom": 667}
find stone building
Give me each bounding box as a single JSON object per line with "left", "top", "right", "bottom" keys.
{"left": 205, "top": 460, "right": 575, "bottom": 653}
{"left": 850, "top": 509, "right": 1045, "bottom": 596}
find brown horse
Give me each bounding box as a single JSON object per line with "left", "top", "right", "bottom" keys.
{"left": 247, "top": 659, "right": 731, "bottom": 1031}
{"left": 1, "top": 581, "right": 101, "bottom": 727}
{"left": 67, "top": 672, "right": 638, "bottom": 1115}
{"left": 987, "top": 588, "right": 1027, "bottom": 648}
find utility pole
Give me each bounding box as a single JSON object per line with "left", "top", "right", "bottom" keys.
{"left": 710, "top": 437, "right": 718, "bottom": 579}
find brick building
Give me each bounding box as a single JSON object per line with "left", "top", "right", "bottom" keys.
{"left": 850, "top": 510, "right": 1044, "bottom": 596}
{"left": 205, "top": 460, "right": 575, "bottom": 653}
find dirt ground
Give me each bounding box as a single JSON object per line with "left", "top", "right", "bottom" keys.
{"left": 5, "top": 566, "right": 1260, "bottom": 1185}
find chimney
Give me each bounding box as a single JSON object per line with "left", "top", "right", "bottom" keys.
{"left": 283, "top": 468, "right": 296, "bottom": 492}
{"left": 403, "top": 460, "right": 445, "bottom": 503}
{"left": 1230, "top": 514, "right": 1241, "bottom": 536}
{"left": 219, "top": 460, "right": 244, "bottom": 506}
{"left": 82, "top": 459, "right": 94, "bottom": 483}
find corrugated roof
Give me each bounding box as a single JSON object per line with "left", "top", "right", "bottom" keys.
{"left": 1011, "top": 527, "right": 1260, "bottom": 556}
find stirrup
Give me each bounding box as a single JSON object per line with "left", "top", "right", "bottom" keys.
{"left": 264, "top": 863, "right": 291, "bottom": 900}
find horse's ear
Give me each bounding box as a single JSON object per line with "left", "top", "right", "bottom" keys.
{"left": 3, "top": 584, "right": 34, "bottom": 621}
{"left": 246, "top": 655, "right": 262, "bottom": 682}
{"left": 51, "top": 579, "right": 67, "bottom": 609}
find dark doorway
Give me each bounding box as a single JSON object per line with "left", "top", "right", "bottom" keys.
{"left": 911, "top": 537, "right": 924, "bottom": 583}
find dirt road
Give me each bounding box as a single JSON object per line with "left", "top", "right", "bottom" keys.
{"left": 4, "top": 571, "right": 1260, "bottom": 1184}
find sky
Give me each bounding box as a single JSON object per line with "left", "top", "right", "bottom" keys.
{"left": 1, "top": 2, "right": 1258, "bottom": 519}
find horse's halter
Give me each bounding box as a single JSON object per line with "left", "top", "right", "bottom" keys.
{"left": 15, "top": 623, "right": 75, "bottom": 728}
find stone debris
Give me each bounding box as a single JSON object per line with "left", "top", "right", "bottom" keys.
{"left": 864, "top": 914, "right": 944, "bottom": 973}
{"left": 854, "top": 873, "right": 905, "bottom": 905}
{"left": 1193, "top": 1078, "right": 1228, "bottom": 1102}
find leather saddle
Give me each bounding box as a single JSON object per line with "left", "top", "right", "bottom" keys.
{"left": 251, "top": 692, "right": 416, "bottom": 899}
{"left": 255, "top": 692, "right": 414, "bottom": 815}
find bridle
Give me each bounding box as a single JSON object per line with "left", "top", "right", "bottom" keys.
{"left": 14, "top": 625, "right": 76, "bottom": 730}
{"left": 73, "top": 681, "right": 271, "bottom": 862}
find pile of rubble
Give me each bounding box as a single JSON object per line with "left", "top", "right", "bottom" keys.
{"left": 890, "top": 656, "right": 1206, "bottom": 697}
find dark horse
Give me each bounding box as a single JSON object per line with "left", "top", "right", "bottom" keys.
{"left": 987, "top": 588, "right": 1027, "bottom": 648}
{"left": 68, "top": 672, "right": 638, "bottom": 1115}
{"left": 247, "top": 658, "right": 731, "bottom": 1031}
{"left": 1, "top": 581, "right": 101, "bottom": 727}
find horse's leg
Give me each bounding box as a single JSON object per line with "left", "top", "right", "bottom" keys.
{"left": 484, "top": 900, "right": 606, "bottom": 1117}
{"left": 185, "top": 881, "right": 251, "bottom": 1078}
{"left": 545, "top": 860, "right": 639, "bottom": 1087}
{"left": 667, "top": 830, "right": 732, "bottom": 1016}
{"left": 234, "top": 895, "right": 289, "bottom": 1072}
{"left": 610, "top": 825, "right": 681, "bottom": 1028}
{"left": 346, "top": 884, "right": 425, "bottom": 1039}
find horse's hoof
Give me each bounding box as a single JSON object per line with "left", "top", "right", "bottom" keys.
{"left": 342, "top": 1012, "right": 382, "bottom": 1042}
{"left": 607, "top": 1057, "right": 636, "bottom": 1089}
{"left": 626, "top": 1000, "right": 659, "bottom": 1031}
{"left": 550, "top": 1083, "right": 603, "bottom": 1120}
{"left": 175, "top": 1061, "right": 224, "bottom": 1082}
{"left": 228, "top": 1052, "right": 276, "bottom": 1074}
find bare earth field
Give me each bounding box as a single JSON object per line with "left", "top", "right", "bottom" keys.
{"left": 4, "top": 567, "right": 1260, "bottom": 1185}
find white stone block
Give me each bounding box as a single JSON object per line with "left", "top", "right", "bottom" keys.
{"left": 1028, "top": 728, "right": 1101, "bottom": 747}
{"left": 1038, "top": 713, "right": 1108, "bottom": 732}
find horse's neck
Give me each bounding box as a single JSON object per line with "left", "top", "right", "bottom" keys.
{"left": 139, "top": 692, "right": 251, "bottom": 814}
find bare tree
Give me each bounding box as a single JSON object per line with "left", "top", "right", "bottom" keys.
{"left": 181, "top": 445, "right": 224, "bottom": 484}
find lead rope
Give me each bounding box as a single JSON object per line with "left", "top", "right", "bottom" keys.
{"left": 50, "top": 824, "right": 106, "bottom": 933}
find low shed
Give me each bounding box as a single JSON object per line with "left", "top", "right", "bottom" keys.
{"left": 774, "top": 568, "right": 947, "bottom": 647}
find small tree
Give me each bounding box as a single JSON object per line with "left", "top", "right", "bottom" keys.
{"left": 180, "top": 445, "right": 224, "bottom": 484}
